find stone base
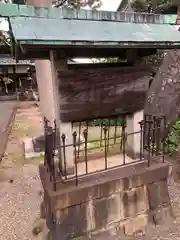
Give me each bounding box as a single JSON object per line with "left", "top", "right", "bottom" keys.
{"left": 23, "top": 136, "right": 58, "bottom": 160}
{"left": 39, "top": 160, "right": 172, "bottom": 239}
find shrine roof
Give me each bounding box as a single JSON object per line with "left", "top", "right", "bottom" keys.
{"left": 1, "top": 3, "right": 180, "bottom": 58}
{"left": 0, "top": 3, "right": 177, "bottom": 24}
{"left": 9, "top": 17, "right": 180, "bottom": 48}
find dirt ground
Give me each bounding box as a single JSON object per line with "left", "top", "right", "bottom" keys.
{"left": 0, "top": 102, "right": 44, "bottom": 240}
{"left": 1, "top": 102, "right": 180, "bottom": 239}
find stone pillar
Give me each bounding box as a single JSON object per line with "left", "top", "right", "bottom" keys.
{"left": 26, "top": 0, "right": 74, "bottom": 174}
{"left": 26, "top": 0, "right": 55, "bottom": 126}
{"left": 126, "top": 110, "right": 143, "bottom": 159}
{"left": 177, "top": 4, "right": 180, "bottom": 24}
{"left": 50, "top": 51, "right": 74, "bottom": 174}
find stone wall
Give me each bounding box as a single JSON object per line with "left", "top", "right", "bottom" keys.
{"left": 39, "top": 161, "right": 172, "bottom": 239}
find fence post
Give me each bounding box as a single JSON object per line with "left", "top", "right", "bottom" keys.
{"left": 126, "top": 110, "right": 144, "bottom": 159}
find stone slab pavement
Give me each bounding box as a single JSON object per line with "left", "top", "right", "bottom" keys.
{"left": 0, "top": 101, "right": 18, "bottom": 161}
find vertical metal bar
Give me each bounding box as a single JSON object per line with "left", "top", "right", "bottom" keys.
{"left": 144, "top": 114, "right": 151, "bottom": 150}
{"left": 139, "top": 121, "right": 143, "bottom": 161}
{"left": 61, "top": 134, "right": 67, "bottom": 179}
{"left": 103, "top": 126, "right": 108, "bottom": 170}
{"left": 100, "top": 118, "right": 103, "bottom": 147}
{"left": 107, "top": 118, "right": 111, "bottom": 152}
{"left": 86, "top": 120, "right": 89, "bottom": 131}
{"left": 151, "top": 116, "right": 156, "bottom": 156}
{"left": 121, "top": 116, "right": 126, "bottom": 151}
{"left": 162, "top": 116, "right": 166, "bottom": 163}
{"left": 51, "top": 122, "right": 57, "bottom": 191}
{"left": 114, "top": 118, "right": 118, "bottom": 144}
{"left": 73, "top": 131, "right": 78, "bottom": 185}
{"left": 147, "top": 121, "right": 151, "bottom": 167}
{"left": 83, "top": 129, "right": 88, "bottom": 174}
{"left": 156, "top": 118, "right": 161, "bottom": 155}
{"left": 123, "top": 132, "right": 127, "bottom": 165}
{"left": 77, "top": 121, "right": 82, "bottom": 159}
{"left": 44, "top": 117, "right": 47, "bottom": 166}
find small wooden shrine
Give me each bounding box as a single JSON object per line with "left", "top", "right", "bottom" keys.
{"left": 1, "top": 3, "right": 180, "bottom": 239}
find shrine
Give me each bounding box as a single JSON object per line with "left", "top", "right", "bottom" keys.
{"left": 1, "top": 2, "right": 180, "bottom": 239}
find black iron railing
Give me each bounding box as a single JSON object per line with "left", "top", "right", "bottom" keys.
{"left": 43, "top": 115, "right": 167, "bottom": 190}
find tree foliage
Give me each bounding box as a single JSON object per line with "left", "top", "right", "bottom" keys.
{"left": 52, "top": 0, "right": 102, "bottom": 9}
{"left": 131, "top": 0, "right": 176, "bottom": 14}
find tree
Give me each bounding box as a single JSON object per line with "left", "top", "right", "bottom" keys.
{"left": 54, "top": 0, "right": 102, "bottom": 9}
{"left": 130, "top": 0, "right": 176, "bottom": 69}
{"left": 131, "top": 0, "right": 176, "bottom": 14}
{"left": 1, "top": 0, "right": 102, "bottom": 8}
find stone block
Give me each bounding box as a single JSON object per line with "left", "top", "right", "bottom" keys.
{"left": 132, "top": 162, "right": 169, "bottom": 188}
{"left": 92, "top": 180, "right": 121, "bottom": 200}
{"left": 121, "top": 186, "right": 149, "bottom": 218}
{"left": 123, "top": 214, "right": 149, "bottom": 236}
{"left": 148, "top": 180, "right": 170, "bottom": 210}
{"left": 152, "top": 206, "right": 173, "bottom": 226}
{"left": 94, "top": 196, "right": 120, "bottom": 229}
{"left": 55, "top": 203, "right": 87, "bottom": 239}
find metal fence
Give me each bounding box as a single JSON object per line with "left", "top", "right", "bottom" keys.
{"left": 43, "top": 114, "right": 167, "bottom": 190}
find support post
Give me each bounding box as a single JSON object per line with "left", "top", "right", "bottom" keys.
{"left": 26, "top": 0, "right": 55, "bottom": 127}
{"left": 50, "top": 51, "right": 74, "bottom": 174}
{"left": 177, "top": 4, "right": 180, "bottom": 24}
{"left": 126, "top": 110, "right": 144, "bottom": 159}
{"left": 26, "top": 0, "right": 74, "bottom": 174}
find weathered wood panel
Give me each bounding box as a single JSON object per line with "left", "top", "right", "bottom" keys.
{"left": 144, "top": 49, "right": 180, "bottom": 137}
{"left": 58, "top": 65, "right": 152, "bottom": 122}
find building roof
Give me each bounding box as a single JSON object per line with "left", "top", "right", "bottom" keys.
{"left": 0, "top": 3, "right": 176, "bottom": 24}
{"left": 10, "top": 17, "right": 180, "bottom": 46}
{"left": 0, "top": 3, "right": 179, "bottom": 59}
{"left": 0, "top": 55, "right": 32, "bottom": 66}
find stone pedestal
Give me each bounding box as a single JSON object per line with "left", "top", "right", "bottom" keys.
{"left": 126, "top": 110, "right": 144, "bottom": 159}
{"left": 39, "top": 161, "right": 172, "bottom": 239}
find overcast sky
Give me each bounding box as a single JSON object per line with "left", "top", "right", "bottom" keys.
{"left": 100, "top": 0, "right": 121, "bottom": 11}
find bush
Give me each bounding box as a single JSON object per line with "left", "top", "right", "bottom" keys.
{"left": 164, "top": 118, "right": 180, "bottom": 155}
{"left": 87, "top": 117, "right": 125, "bottom": 126}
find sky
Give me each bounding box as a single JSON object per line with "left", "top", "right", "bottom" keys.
{"left": 100, "top": 0, "right": 121, "bottom": 11}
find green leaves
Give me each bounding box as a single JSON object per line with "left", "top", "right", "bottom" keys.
{"left": 164, "top": 119, "right": 180, "bottom": 155}
{"left": 55, "top": 0, "right": 102, "bottom": 9}
{"left": 131, "top": 0, "right": 176, "bottom": 14}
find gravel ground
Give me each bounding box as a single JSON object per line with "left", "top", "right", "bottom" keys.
{"left": 0, "top": 164, "right": 43, "bottom": 240}
{"left": 1, "top": 102, "right": 180, "bottom": 240}
{"left": 0, "top": 102, "right": 44, "bottom": 240}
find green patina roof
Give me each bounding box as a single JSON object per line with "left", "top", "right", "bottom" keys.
{"left": 0, "top": 3, "right": 180, "bottom": 52}
{"left": 9, "top": 17, "right": 180, "bottom": 47}
{"left": 0, "top": 3, "right": 177, "bottom": 23}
